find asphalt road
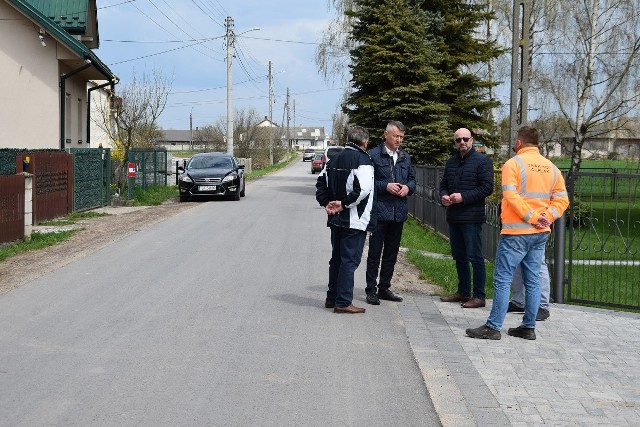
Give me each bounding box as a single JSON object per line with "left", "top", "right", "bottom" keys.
{"left": 0, "top": 159, "right": 440, "bottom": 426}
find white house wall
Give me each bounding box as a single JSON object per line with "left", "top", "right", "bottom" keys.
{"left": 0, "top": 2, "right": 95, "bottom": 150}
{"left": 0, "top": 2, "right": 59, "bottom": 149}
{"left": 88, "top": 82, "right": 112, "bottom": 148}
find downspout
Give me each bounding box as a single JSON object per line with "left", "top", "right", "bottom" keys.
{"left": 59, "top": 60, "right": 92, "bottom": 150}
{"left": 87, "top": 79, "right": 117, "bottom": 147}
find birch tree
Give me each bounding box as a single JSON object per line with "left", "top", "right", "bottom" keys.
{"left": 537, "top": 0, "right": 640, "bottom": 179}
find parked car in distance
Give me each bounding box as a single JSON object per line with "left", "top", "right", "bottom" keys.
{"left": 302, "top": 148, "right": 316, "bottom": 162}
{"left": 310, "top": 152, "right": 324, "bottom": 174}
{"left": 321, "top": 145, "right": 345, "bottom": 169}
{"left": 177, "top": 152, "right": 245, "bottom": 202}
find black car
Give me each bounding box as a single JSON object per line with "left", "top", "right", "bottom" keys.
{"left": 178, "top": 152, "right": 246, "bottom": 201}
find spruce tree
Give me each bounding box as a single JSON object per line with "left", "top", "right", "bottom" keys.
{"left": 417, "top": 0, "right": 503, "bottom": 149}
{"left": 344, "top": 0, "right": 452, "bottom": 164}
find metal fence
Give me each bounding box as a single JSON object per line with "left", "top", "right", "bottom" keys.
{"left": 128, "top": 148, "right": 169, "bottom": 189}
{"left": 0, "top": 175, "right": 25, "bottom": 243}
{"left": 565, "top": 172, "right": 640, "bottom": 310}
{"left": 69, "top": 148, "right": 112, "bottom": 210}
{"left": 409, "top": 165, "right": 640, "bottom": 310}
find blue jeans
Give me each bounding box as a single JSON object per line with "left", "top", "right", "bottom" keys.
{"left": 328, "top": 226, "right": 367, "bottom": 307}
{"left": 511, "top": 258, "right": 550, "bottom": 310}
{"left": 448, "top": 223, "right": 486, "bottom": 299}
{"left": 487, "top": 232, "right": 549, "bottom": 330}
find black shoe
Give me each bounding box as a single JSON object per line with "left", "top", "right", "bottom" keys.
{"left": 507, "top": 302, "right": 525, "bottom": 313}
{"left": 466, "top": 324, "right": 501, "bottom": 340}
{"left": 366, "top": 293, "right": 380, "bottom": 305}
{"left": 325, "top": 299, "right": 335, "bottom": 309}
{"left": 536, "top": 307, "right": 550, "bottom": 321}
{"left": 378, "top": 289, "right": 403, "bottom": 302}
{"left": 507, "top": 326, "right": 536, "bottom": 340}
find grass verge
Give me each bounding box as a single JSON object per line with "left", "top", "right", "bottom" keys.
{"left": 133, "top": 185, "right": 179, "bottom": 206}
{"left": 0, "top": 230, "right": 77, "bottom": 263}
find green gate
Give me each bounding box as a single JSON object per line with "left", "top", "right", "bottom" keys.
{"left": 68, "top": 148, "right": 111, "bottom": 210}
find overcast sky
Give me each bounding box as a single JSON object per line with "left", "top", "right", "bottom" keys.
{"left": 95, "top": 0, "right": 345, "bottom": 134}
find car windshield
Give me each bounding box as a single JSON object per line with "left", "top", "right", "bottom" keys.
{"left": 314, "top": 153, "right": 323, "bottom": 160}
{"left": 188, "top": 157, "right": 233, "bottom": 170}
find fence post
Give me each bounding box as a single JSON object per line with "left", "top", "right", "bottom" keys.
{"left": 552, "top": 213, "right": 566, "bottom": 304}
{"left": 23, "top": 173, "right": 33, "bottom": 241}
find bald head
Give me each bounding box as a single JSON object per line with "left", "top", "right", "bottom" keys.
{"left": 453, "top": 128, "right": 473, "bottom": 157}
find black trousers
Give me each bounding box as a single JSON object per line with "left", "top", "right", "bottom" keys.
{"left": 365, "top": 220, "right": 404, "bottom": 294}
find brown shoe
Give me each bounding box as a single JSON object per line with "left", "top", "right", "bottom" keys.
{"left": 334, "top": 304, "right": 366, "bottom": 314}
{"left": 461, "top": 297, "right": 486, "bottom": 308}
{"left": 440, "top": 293, "right": 471, "bottom": 303}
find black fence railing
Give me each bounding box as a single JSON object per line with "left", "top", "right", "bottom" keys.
{"left": 410, "top": 165, "right": 640, "bottom": 310}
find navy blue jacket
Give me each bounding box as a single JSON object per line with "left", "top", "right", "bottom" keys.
{"left": 315, "top": 143, "right": 376, "bottom": 232}
{"left": 438, "top": 148, "right": 494, "bottom": 224}
{"left": 367, "top": 142, "right": 416, "bottom": 222}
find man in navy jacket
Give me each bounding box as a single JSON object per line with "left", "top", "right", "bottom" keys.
{"left": 316, "top": 126, "right": 375, "bottom": 314}
{"left": 365, "top": 121, "right": 416, "bottom": 305}
{"left": 439, "top": 128, "right": 494, "bottom": 308}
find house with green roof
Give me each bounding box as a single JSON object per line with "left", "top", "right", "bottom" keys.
{"left": 0, "top": 0, "right": 118, "bottom": 150}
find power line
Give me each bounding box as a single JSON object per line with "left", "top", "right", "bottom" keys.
{"left": 108, "top": 37, "right": 223, "bottom": 65}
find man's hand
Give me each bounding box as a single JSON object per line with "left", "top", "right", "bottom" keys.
{"left": 388, "top": 183, "right": 408, "bottom": 197}
{"left": 449, "top": 192, "right": 463, "bottom": 204}
{"left": 441, "top": 195, "right": 452, "bottom": 206}
{"left": 325, "top": 200, "right": 344, "bottom": 215}
{"left": 535, "top": 213, "right": 551, "bottom": 229}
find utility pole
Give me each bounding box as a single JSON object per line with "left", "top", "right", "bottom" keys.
{"left": 509, "top": 0, "right": 531, "bottom": 157}
{"left": 189, "top": 108, "right": 193, "bottom": 150}
{"left": 268, "top": 61, "right": 273, "bottom": 164}
{"left": 286, "top": 88, "right": 290, "bottom": 149}
{"left": 225, "top": 16, "right": 234, "bottom": 155}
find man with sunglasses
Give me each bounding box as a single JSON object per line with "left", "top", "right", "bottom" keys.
{"left": 439, "top": 128, "right": 494, "bottom": 308}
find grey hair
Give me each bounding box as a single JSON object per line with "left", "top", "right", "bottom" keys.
{"left": 347, "top": 125, "right": 370, "bottom": 147}
{"left": 386, "top": 120, "right": 406, "bottom": 132}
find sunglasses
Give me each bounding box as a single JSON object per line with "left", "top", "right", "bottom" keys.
{"left": 454, "top": 137, "right": 471, "bottom": 143}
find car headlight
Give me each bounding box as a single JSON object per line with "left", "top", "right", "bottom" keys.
{"left": 179, "top": 174, "right": 193, "bottom": 183}
{"left": 222, "top": 174, "right": 238, "bottom": 183}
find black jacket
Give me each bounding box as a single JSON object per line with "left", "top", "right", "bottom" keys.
{"left": 315, "top": 143, "right": 376, "bottom": 232}
{"left": 368, "top": 142, "right": 416, "bottom": 222}
{"left": 438, "top": 148, "right": 494, "bottom": 223}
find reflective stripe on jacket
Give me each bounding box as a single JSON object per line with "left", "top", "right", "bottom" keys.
{"left": 500, "top": 146, "right": 569, "bottom": 235}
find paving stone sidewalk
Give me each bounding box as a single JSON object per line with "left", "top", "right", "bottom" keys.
{"left": 400, "top": 295, "right": 640, "bottom": 426}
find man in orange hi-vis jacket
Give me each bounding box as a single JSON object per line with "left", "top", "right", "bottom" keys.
{"left": 466, "top": 126, "right": 569, "bottom": 341}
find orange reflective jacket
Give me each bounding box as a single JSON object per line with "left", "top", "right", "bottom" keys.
{"left": 500, "top": 147, "right": 569, "bottom": 235}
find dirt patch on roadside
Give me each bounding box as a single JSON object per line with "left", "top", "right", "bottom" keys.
{"left": 0, "top": 200, "right": 197, "bottom": 296}
{"left": 390, "top": 249, "right": 442, "bottom": 296}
